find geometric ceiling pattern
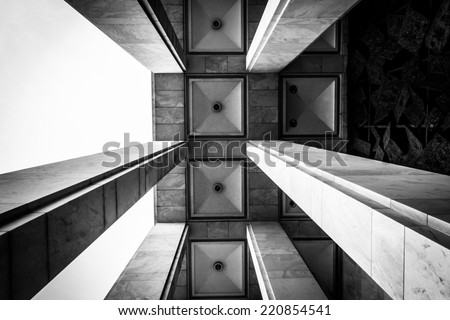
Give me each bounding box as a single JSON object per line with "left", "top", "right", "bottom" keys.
{"left": 191, "top": 241, "right": 245, "bottom": 298}
{"left": 190, "top": 161, "right": 244, "bottom": 218}
{"left": 189, "top": 78, "right": 245, "bottom": 137}
{"left": 282, "top": 193, "right": 307, "bottom": 218}
{"left": 189, "top": 0, "right": 244, "bottom": 52}
{"left": 305, "top": 23, "right": 338, "bottom": 52}
{"left": 283, "top": 77, "right": 338, "bottom": 136}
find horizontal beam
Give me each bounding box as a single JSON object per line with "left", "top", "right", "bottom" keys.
{"left": 248, "top": 222, "right": 327, "bottom": 300}
{"left": 65, "top": 0, "right": 184, "bottom": 72}
{"left": 106, "top": 223, "right": 187, "bottom": 300}
{"left": 0, "top": 141, "right": 182, "bottom": 225}
{"left": 247, "top": 141, "right": 450, "bottom": 299}
{"left": 0, "top": 143, "right": 186, "bottom": 299}
{"left": 247, "top": 0, "right": 360, "bottom": 72}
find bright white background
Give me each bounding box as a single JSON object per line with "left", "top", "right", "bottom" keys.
{"left": 0, "top": 0, "right": 153, "bottom": 173}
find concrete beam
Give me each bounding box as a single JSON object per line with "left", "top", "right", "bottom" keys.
{"left": 65, "top": 0, "right": 185, "bottom": 72}
{"left": 106, "top": 223, "right": 187, "bottom": 300}
{"left": 0, "top": 142, "right": 186, "bottom": 299}
{"left": 247, "top": 222, "right": 327, "bottom": 300}
{"left": 247, "top": 141, "right": 450, "bottom": 299}
{"left": 247, "top": 0, "right": 359, "bottom": 72}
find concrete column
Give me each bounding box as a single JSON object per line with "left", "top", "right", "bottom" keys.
{"left": 0, "top": 142, "right": 186, "bottom": 299}
{"left": 106, "top": 223, "right": 188, "bottom": 300}
{"left": 246, "top": 0, "right": 360, "bottom": 72}
{"left": 247, "top": 222, "right": 327, "bottom": 300}
{"left": 247, "top": 141, "right": 450, "bottom": 300}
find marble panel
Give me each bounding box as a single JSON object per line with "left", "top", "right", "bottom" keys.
{"left": 249, "top": 172, "right": 277, "bottom": 189}
{"left": 371, "top": 211, "right": 404, "bottom": 299}
{"left": 271, "top": 278, "right": 327, "bottom": 300}
{"left": 229, "top": 221, "right": 246, "bottom": 238}
{"left": 116, "top": 168, "right": 140, "bottom": 217}
{"left": 186, "top": 56, "right": 206, "bottom": 73}
{"left": 157, "top": 190, "right": 186, "bottom": 207}
{"left": 249, "top": 205, "right": 279, "bottom": 221}
{"left": 249, "top": 90, "right": 278, "bottom": 107}
{"left": 155, "top": 91, "right": 184, "bottom": 108}
{"left": 404, "top": 227, "right": 450, "bottom": 299}
{"left": 207, "top": 221, "right": 229, "bottom": 238}
{"left": 189, "top": 222, "right": 208, "bottom": 239}
{"left": 249, "top": 74, "right": 278, "bottom": 90}
{"left": 205, "top": 56, "right": 228, "bottom": 73}
{"left": 0, "top": 232, "right": 10, "bottom": 299}
{"left": 47, "top": 187, "right": 105, "bottom": 278}
{"left": 428, "top": 215, "right": 450, "bottom": 237}
{"left": 188, "top": 140, "right": 247, "bottom": 159}
{"left": 248, "top": 4, "right": 266, "bottom": 22}
{"left": 157, "top": 174, "right": 185, "bottom": 190}
{"left": 155, "top": 74, "right": 184, "bottom": 91}
{"left": 249, "top": 189, "right": 278, "bottom": 205}
{"left": 103, "top": 179, "right": 117, "bottom": 229}
{"left": 0, "top": 213, "right": 48, "bottom": 299}
{"left": 107, "top": 280, "right": 165, "bottom": 300}
{"left": 249, "top": 107, "right": 278, "bottom": 124}
{"left": 321, "top": 183, "right": 372, "bottom": 274}
{"left": 155, "top": 124, "right": 185, "bottom": 141}
{"left": 156, "top": 108, "right": 184, "bottom": 124}
{"left": 248, "top": 124, "right": 279, "bottom": 140}
{"left": 227, "top": 56, "right": 246, "bottom": 73}
{"left": 157, "top": 206, "right": 186, "bottom": 223}
{"left": 173, "top": 286, "right": 188, "bottom": 299}
{"left": 164, "top": 5, "right": 183, "bottom": 22}
{"left": 283, "top": 0, "right": 359, "bottom": 18}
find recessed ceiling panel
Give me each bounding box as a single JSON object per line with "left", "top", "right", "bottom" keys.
{"left": 190, "top": 160, "right": 245, "bottom": 219}
{"left": 305, "top": 23, "right": 339, "bottom": 52}
{"left": 282, "top": 193, "right": 307, "bottom": 218}
{"left": 189, "top": 0, "right": 244, "bottom": 52}
{"left": 283, "top": 77, "right": 338, "bottom": 136}
{"left": 189, "top": 78, "right": 245, "bottom": 137}
{"left": 191, "top": 241, "right": 245, "bottom": 298}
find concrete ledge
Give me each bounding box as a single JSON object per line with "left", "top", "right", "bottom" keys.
{"left": 0, "top": 143, "right": 186, "bottom": 299}
{"left": 247, "top": 0, "right": 360, "bottom": 72}
{"left": 247, "top": 141, "right": 450, "bottom": 299}
{"left": 248, "top": 222, "right": 327, "bottom": 300}
{"left": 106, "top": 223, "right": 186, "bottom": 300}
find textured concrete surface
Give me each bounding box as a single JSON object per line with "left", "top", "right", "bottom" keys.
{"left": 106, "top": 223, "right": 185, "bottom": 300}
{"left": 248, "top": 141, "right": 450, "bottom": 299}
{"left": 250, "top": 222, "right": 327, "bottom": 299}
{"left": 247, "top": 0, "right": 359, "bottom": 72}
{"left": 65, "top": 0, "right": 183, "bottom": 72}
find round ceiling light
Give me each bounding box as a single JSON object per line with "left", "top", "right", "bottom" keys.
{"left": 213, "top": 261, "right": 224, "bottom": 271}
{"left": 211, "top": 19, "right": 222, "bottom": 30}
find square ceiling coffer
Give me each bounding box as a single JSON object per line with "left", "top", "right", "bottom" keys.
{"left": 188, "top": 77, "right": 245, "bottom": 137}
{"left": 305, "top": 23, "right": 339, "bottom": 53}
{"left": 282, "top": 76, "right": 339, "bottom": 136}
{"left": 188, "top": 0, "right": 244, "bottom": 53}
{"left": 191, "top": 241, "right": 246, "bottom": 298}
{"left": 189, "top": 160, "right": 246, "bottom": 219}
{"left": 281, "top": 192, "right": 308, "bottom": 218}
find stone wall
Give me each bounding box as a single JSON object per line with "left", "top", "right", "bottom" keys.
{"left": 347, "top": 0, "right": 450, "bottom": 175}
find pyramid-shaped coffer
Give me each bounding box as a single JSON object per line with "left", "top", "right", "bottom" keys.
{"left": 189, "top": 160, "right": 245, "bottom": 219}
{"left": 191, "top": 241, "right": 245, "bottom": 298}
{"left": 282, "top": 192, "right": 307, "bottom": 218}
{"left": 188, "top": 0, "right": 244, "bottom": 52}
{"left": 283, "top": 77, "right": 338, "bottom": 136}
{"left": 305, "top": 23, "right": 339, "bottom": 53}
{"left": 188, "top": 78, "right": 245, "bottom": 137}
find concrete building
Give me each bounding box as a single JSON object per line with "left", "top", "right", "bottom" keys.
{"left": 0, "top": 0, "right": 449, "bottom": 300}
